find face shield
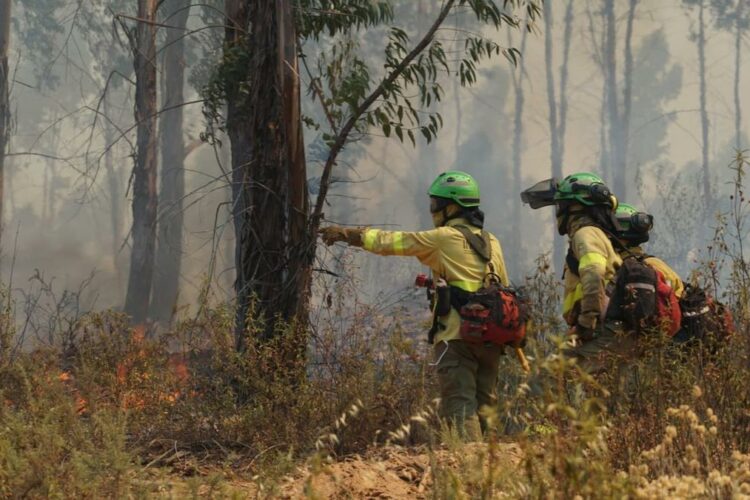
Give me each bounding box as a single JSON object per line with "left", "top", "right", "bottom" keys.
{"left": 520, "top": 178, "right": 558, "bottom": 209}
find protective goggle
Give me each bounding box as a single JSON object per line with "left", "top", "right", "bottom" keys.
{"left": 430, "top": 196, "right": 452, "bottom": 213}
{"left": 520, "top": 178, "right": 558, "bottom": 209}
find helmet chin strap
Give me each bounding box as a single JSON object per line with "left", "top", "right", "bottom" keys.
{"left": 441, "top": 207, "right": 461, "bottom": 226}
{"left": 433, "top": 203, "right": 462, "bottom": 227}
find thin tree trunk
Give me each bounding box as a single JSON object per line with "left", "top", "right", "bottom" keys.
{"left": 587, "top": 3, "right": 609, "bottom": 182}
{"left": 103, "top": 94, "right": 124, "bottom": 295}
{"left": 557, "top": 0, "right": 574, "bottom": 164}
{"left": 0, "top": 0, "right": 10, "bottom": 249}
{"left": 544, "top": 0, "right": 564, "bottom": 270}
{"left": 734, "top": 0, "right": 743, "bottom": 150}
{"left": 454, "top": 76, "right": 461, "bottom": 163}
{"left": 280, "top": 0, "right": 308, "bottom": 321}
{"left": 697, "top": 0, "right": 711, "bottom": 210}
{"left": 509, "top": 19, "right": 529, "bottom": 271}
{"left": 150, "top": 0, "right": 190, "bottom": 324}
{"left": 604, "top": 0, "right": 624, "bottom": 198}
{"left": 124, "top": 0, "right": 159, "bottom": 324}
{"left": 621, "top": 0, "right": 637, "bottom": 191}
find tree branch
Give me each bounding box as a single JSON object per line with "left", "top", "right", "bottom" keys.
{"left": 309, "top": 0, "right": 456, "bottom": 232}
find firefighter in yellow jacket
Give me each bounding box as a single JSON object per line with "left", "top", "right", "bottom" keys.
{"left": 612, "top": 203, "right": 684, "bottom": 299}
{"left": 522, "top": 173, "right": 629, "bottom": 374}
{"left": 320, "top": 171, "right": 509, "bottom": 439}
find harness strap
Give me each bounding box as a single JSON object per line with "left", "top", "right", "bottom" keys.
{"left": 453, "top": 224, "right": 492, "bottom": 262}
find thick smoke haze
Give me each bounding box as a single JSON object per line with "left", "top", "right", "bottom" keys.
{"left": 2, "top": 1, "right": 748, "bottom": 325}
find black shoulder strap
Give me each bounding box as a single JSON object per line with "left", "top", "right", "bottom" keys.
{"left": 453, "top": 224, "right": 492, "bottom": 263}
{"left": 597, "top": 224, "right": 639, "bottom": 260}
{"left": 566, "top": 245, "right": 580, "bottom": 277}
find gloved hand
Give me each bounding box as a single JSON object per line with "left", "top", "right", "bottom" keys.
{"left": 318, "top": 225, "right": 364, "bottom": 247}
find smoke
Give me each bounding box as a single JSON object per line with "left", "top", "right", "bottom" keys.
{"left": 4, "top": 1, "right": 749, "bottom": 324}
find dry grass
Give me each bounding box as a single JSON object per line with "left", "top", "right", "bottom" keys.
{"left": 0, "top": 154, "right": 749, "bottom": 498}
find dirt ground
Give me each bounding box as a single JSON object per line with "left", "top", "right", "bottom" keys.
{"left": 273, "top": 442, "right": 523, "bottom": 499}
{"left": 142, "top": 442, "right": 524, "bottom": 498}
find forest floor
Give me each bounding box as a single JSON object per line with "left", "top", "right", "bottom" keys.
{"left": 141, "top": 442, "right": 523, "bottom": 498}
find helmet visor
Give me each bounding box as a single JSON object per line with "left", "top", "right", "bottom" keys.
{"left": 520, "top": 178, "right": 558, "bottom": 209}
{"left": 630, "top": 212, "right": 654, "bottom": 233}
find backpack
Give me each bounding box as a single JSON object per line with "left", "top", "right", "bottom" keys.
{"left": 605, "top": 256, "right": 658, "bottom": 331}
{"left": 599, "top": 255, "right": 681, "bottom": 336}
{"left": 678, "top": 284, "right": 735, "bottom": 346}
{"left": 449, "top": 225, "right": 529, "bottom": 346}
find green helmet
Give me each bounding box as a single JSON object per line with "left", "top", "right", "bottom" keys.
{"left": 427, "top": 171, "right": 480, "bottom": 208}
{"left": 554, "top": 172, "right": 614, "bottom": 207}
{"left": 615, "top": 203, "right": 654, "bottom": 244}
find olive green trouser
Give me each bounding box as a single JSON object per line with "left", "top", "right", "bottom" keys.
{"left": 433, "top": 340, "right": 504, "bottom": 440}
{"left": 562, "top": 321, "right": 642, "bottom": 410}
{"left": 563, "top": 320, "right": 637, "bottom": 376}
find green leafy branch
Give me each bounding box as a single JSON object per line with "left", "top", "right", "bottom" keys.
{"left": 309, "top": 0, "right": 541, "bottom": 233}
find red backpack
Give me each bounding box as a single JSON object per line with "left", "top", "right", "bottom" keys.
{"left": 602, "top": 254, "right": 681, "bottom": 336}
{"left": 450, "top": 226, "right": 529, "bottom": 346}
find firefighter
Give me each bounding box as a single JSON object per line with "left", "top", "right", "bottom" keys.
{"left": 522, "top": 173, "right": 630, "bottom": 374}
{"left": 319, "top": 171, "right": 510, "bottom": 439}
{"left": 612, "top": 203, "right": 684, "bottom": 299}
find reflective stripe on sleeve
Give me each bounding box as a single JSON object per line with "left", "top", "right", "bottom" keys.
{"left": 578, "top": 252, "right": 607, "bottom": 270}
{"left": 363, "top": 229, "right": 379, "bottom": 251}
{"left": 392, "top": 231, "right": 404, "bottom": 255}
{"left": 563, "top": 283, "right": 584, "bottom": 314}
{"left": 448, "top": 280, "right": 483, "bottom": 292}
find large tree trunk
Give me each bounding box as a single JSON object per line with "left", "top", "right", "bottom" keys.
{"left": 150, "top": 0, "right": 191, "bottom": 324}
{"left": 697, "top": 0, "right": 711, "bottom": 211}
{"left": 0, "top": 0, "right": 10, "bottom": 249}
{"left": 124, "top": 0, "right": 159, "bottom": 324}
{"left": 225, "top": 0, "right": 308, "bottom": 350}
{"left": 544, "top": 0, "right": 564, "bottom": 270}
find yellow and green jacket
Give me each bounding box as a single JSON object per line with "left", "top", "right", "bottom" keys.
{"left": 617, "top": 246, "right": 685, "bottom": 299}
{"left": 563, "top": 217, "right": 622, "bottom": 329}
{"left": 361, "top": 218, "right": 509, "bottom": 343}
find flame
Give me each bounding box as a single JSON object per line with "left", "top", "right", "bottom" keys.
{"left": 59, "top": 371, "right": 88, "bottom": 415}
{"left": 56, "top": 324, "right": 194, "bottom": 414}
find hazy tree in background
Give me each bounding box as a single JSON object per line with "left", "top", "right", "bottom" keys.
{"left": 620, "top": 0, "right": 637, "bottom": 195}
{"left": 603, "top": 0, "right": 637, "bottom": 199}
{"left": 628, "top": 30, "right": 683, "bottom": 170}
{"left": 150, "top": 0, "right": 191, "bottom": 324}
{"left": 0, "top": 0, "right": 10, "bottom": 248}
{"left": 543, "top": 0, "right": 574, "bottom": 269}
{"left": 711, "top": 0, "right": 749, "bottom": 150}
{"left": 684, "top": 0, "right": 712, "bottom": 212}
{"left": 78, "top": 1, "right": 133, "bottom": 294}
{"left": 586, "top": 3, "right": 609, "bottom": 182}
{"left": 508, "top": 11, "right": 529, "bottom": 270}
{"left": 124, "top": 0, "right": 159, "bottom": 324}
